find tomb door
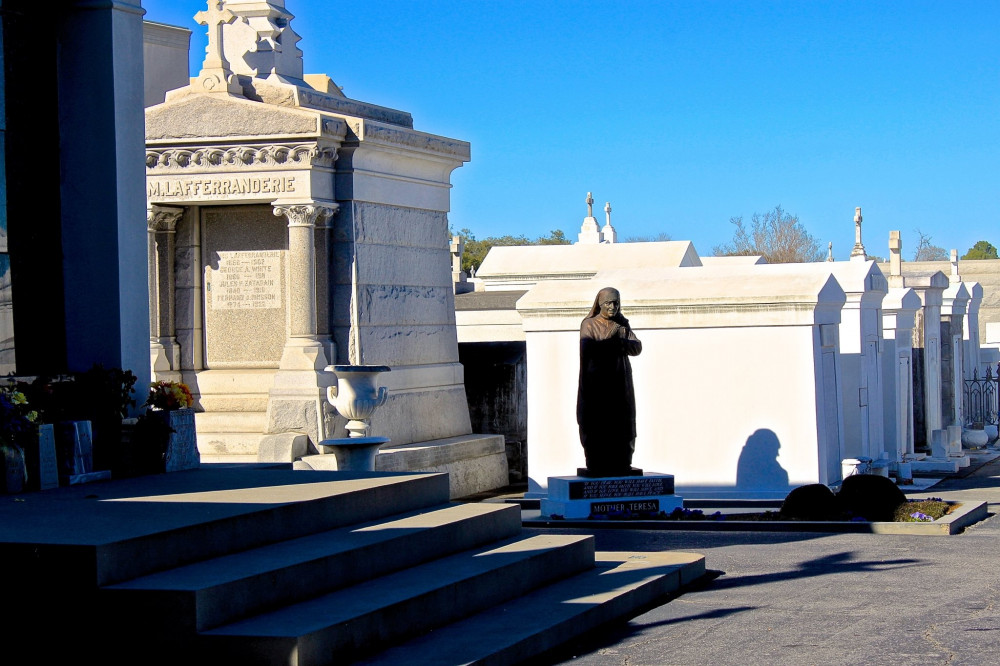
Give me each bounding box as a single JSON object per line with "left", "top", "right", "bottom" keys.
{"left": 201, "top": 205, "right": 287, "bottom": 369}
{"left": 898, "top": 355, "right": 913, "bottom": 456}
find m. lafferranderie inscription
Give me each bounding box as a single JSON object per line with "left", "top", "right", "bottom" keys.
{"left": 148, "top": 175, "right": 297, "bottom": 199}
{"left": 212, "top": 250, "right": 281, "bottom": 310}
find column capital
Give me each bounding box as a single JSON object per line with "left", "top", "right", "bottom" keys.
{"left": 147, "top": 206, "right": 184, "bottom": 233}
{"left": 273, "top": 203, "right": 339, "bottom": 228}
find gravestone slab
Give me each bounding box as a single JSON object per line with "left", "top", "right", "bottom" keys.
{"left": 541, "top": 473, "right": 683, "bottom": 520}
{"left": 202, "top": 206, "right": 287, "bottom": 368}
{"left": 36, "top": 424, "right": 58, "bottom": 490}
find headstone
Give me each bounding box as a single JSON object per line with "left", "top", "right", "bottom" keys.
{"left": 36, "top": 424, "right": 59, "bottom": 490}
{"left": 56, "top": 420, "right": 111, "bottom": 485}
{"left": 577, "top": 192, "right": 603, "bottom": 245}
{"left": 930, "top": 429, "right": 948, "bottom": 458}
{"left": 541, "top": 473, "right": 682, "bottom": 519}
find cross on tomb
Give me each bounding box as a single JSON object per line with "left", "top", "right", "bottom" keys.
{"left": 586, "top": 192, "right": 594, "bottom": 218}
{"left": 194, "top": 1, "right": 240, "bottom": 93}
{"left": 850, "top": 206, "right": 867, "bottom": 260}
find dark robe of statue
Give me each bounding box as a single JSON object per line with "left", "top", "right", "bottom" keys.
{"left": 577, "top": 287, "right": 642, "bottom": 476}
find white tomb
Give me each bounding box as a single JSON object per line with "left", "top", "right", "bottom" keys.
{"left": 881, "top": 287, "right": 920, "bottom": 463}
{"left": 518, "top": 264, "right": 847, "bottom": 500}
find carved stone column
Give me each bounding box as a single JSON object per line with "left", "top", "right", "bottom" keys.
{"left": 147, "top": 206, "right": 184, "bottom": 378}
{"left": 272, "top": 203, "right": 337, "bottom": 357}
{"left": 263, "top": 202, "right": 338, "bottom": 446}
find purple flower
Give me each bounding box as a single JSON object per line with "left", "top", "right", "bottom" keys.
{"left": 909, "top": 512, "right": 932, "bottom": 522}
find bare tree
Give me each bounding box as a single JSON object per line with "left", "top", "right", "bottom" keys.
{"left": 913, "top": 229, "right": 948, "bottom": 261}
{"left": 712, "top": 205, "right": 824, "bottom": 263}
{"left": 622, "top": 232, "right": 672, "bottom": 243}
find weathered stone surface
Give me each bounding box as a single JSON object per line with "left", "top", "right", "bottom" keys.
{"left": 257, "top": 432, "right": 310, "bottom": 462}
{"left": 146, "top": 94, "right": 318, "bottom": 140}
{"left": 332, "top": 325, "right": 461, "bottom": 367}
{"left": 336, "top": 203, "right": 448, "bottom": 247}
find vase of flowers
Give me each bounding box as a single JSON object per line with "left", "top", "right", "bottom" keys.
{"left": 145, "top": 381, "right": 199, "bottom": 472}
{"left": 0, "top": 387, "right": 39, "bottom": 493}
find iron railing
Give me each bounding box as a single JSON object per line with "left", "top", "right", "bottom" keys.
{"left": 964, "top": 362, "right": 1000, "bottom": 426}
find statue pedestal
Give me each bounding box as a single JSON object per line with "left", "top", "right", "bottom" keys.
{"left": 540, "top": 472, "right": 682, "bottom": 520}
{"left": 313, "top": 436, "right": 390, "bottom": 471}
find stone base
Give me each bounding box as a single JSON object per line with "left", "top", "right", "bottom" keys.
{"left": 297, "top": 433, "right": 507, "bottom": 499}
{"left": 540, "top": 473, "right": 683, "bottom": 520}
{"left": 576, "top": 467, "right": 643, "bottom": 478}
{"left": 910, "top": 458, "right": 961, "bottom": 474}
{"left": 257, "top": 432, "right": 310, "bottom": 462}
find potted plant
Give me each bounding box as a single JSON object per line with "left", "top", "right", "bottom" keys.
{"left": 144, "top": 380, "right": 199, "bottom": 472}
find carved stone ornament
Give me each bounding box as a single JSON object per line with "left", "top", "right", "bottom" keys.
{"left": 273, "top": 203, "right": 338, "bottom": 228}
{"left": 147, "top": 206, "right": 184, "bottom": 233}
{"left": 145, "top": 143, "right": 337, "bottom": 172}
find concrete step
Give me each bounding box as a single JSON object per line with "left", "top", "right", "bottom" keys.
{"left": 199, "top": 533, "right": 596, "bottom": 664}
{"left": 103, "top": 502, "right": 522, "bottom": 635}
{"left": 90, "top": 471, "right": 451, "bottom": 586}
{"left": 358, "top": 551, "right": 707, "bottom": 666}
{"left": 195, "top": 411, "right": 267, "bottom": 433}
{"left": 188, "top": 369, "right": 276, "bottom": 395}
{"left": 197, "top": 431, "right": 266, "bottom": 456}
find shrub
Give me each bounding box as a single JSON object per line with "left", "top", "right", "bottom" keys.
{"left": 837, "top": 474, "right": 907, "bottom": 522}
{"left": 780, "top": 484, "right": 840, "bottom": 521}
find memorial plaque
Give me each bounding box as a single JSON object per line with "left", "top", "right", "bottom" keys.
{"left": 568, "top": 475, "right": 674, "bottom": 500}
{"left": 212, "top": 251, "right": 281, "bottom": 310}
{"left": 202, "top": 205, "right": 287, "bottom": 368}
{"left": 590, "top": 500, "right": 660, "bottom": 516}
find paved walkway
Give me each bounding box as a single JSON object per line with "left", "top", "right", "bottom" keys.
{"left": 529, "top": 456, "right": 1000, "bottom": 665}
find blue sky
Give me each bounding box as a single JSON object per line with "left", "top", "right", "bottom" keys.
{"left": 143, "top": 1, "right": 998, "bottom": 260}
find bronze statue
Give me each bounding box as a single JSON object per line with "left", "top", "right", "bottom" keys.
{"left": 577, "top": 287, "right": 642, "bottom": 476}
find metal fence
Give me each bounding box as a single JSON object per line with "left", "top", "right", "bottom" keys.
{"left": 964, "top": 362, "right": 1000, "bottom": 426}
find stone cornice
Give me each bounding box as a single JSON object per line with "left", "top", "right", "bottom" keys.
{"left": 346, "top": 120, "right": 471, "bottom": 161}
{"left": 146, "top": 142, "right": 337, "bottom": 172}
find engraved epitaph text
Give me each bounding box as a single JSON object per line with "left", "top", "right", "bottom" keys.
{"left": 212, "top": 250, "right": 282, "bottom": 310}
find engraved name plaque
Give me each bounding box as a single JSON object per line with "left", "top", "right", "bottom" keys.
{"left": 212, "top": 250, "right": 282, "bottom": 310}
{"left": 568, "top": 476, "right": 674, "bottom": 500}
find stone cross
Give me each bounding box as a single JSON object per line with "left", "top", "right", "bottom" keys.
{"left": 889, "top": 230, "right": 902, "bottom": 277}
{"left": 951, "top": 248, "right": 960, "bottom": 280}
{"left": 604, "top": 201, "right": 612, "bottom": 224}
{"left": 601, "top": 201, "right": 617, "bottom": 244}
{"left": 827, "top": 241, "right": 834, "bottom": 262}
{"left": 850, "top": 206, "right": 867, "bottom": 260}
{"left": 450, "top": 235, "right": 465, "bottom": 275}
{"left": 194, "top": 1, "right": 242, "bottom": 94}
{"left": 586, "top": 192, "right": 594, "bottom": 218}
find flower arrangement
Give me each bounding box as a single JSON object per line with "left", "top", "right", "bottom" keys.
{"left": 146, "top": 381, "right": 194, "bottom": 411}
{"left": 0, "top": 387, "right": 39, "bottom": 448}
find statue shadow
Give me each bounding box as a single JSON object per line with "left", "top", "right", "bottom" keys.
{"left": 735, "top": 428, "right": 790, "bottom": 492}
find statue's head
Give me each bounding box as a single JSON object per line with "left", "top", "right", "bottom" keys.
{"left": 596, "top": 287, "right": 620, "bottom": 320}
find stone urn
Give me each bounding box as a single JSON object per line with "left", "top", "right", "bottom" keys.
{"left": 962, "top": 426, "right": 990, "bottom": 450}
{"left": 326, "top": 365, "right": 391, "bottom": 438}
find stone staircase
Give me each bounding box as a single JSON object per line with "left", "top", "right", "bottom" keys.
{"left": 6, "top": 467, "right": 705, "bottom": 664}
{"left": 189, "top": 368, "right": 274, "bottom": 459}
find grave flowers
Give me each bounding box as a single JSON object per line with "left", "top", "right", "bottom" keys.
{"left": 142, "top": 381, "right": 199, "bottom": 472}
{"left": 0, "top": 387, "right": 39, "bottom": 493}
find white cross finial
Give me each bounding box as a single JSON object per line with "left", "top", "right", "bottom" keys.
{"left": 586, "top": 192, "right": 594, "bottom": 218}
{"left": 194, "top": 1, "right": 242, "bottom": 94}
{"left": 850, "top": 206, "right": 867, "bottom": 260}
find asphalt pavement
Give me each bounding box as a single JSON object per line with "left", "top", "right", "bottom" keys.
{"left": 526, "top": 456, "right": 1000, "bottom": 666}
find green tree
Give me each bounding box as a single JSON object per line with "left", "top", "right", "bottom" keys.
{"left": 712, "top": 205, "right": 824, "bottom": 263}
{"left": 961, "top": 240, "right": 998, "bottom": 260}
{"left": 452, "top": 228, "right": 570, "bottom": 274}
{"left": 913, "top": 230, "right": 948, "bottom": 261}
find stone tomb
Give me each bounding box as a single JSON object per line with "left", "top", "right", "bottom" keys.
{"left": 519, "top": 264, "right": 847, "bottom": 500}
{"left": 145, "top": 1, "right": 505, "bottom": 496}
{"left": 541, "top": 473, "right": 682, "bottom": 520}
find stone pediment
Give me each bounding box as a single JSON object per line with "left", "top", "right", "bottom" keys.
{"left": 146, "top": 93, "right": 321, "bottom": 142}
